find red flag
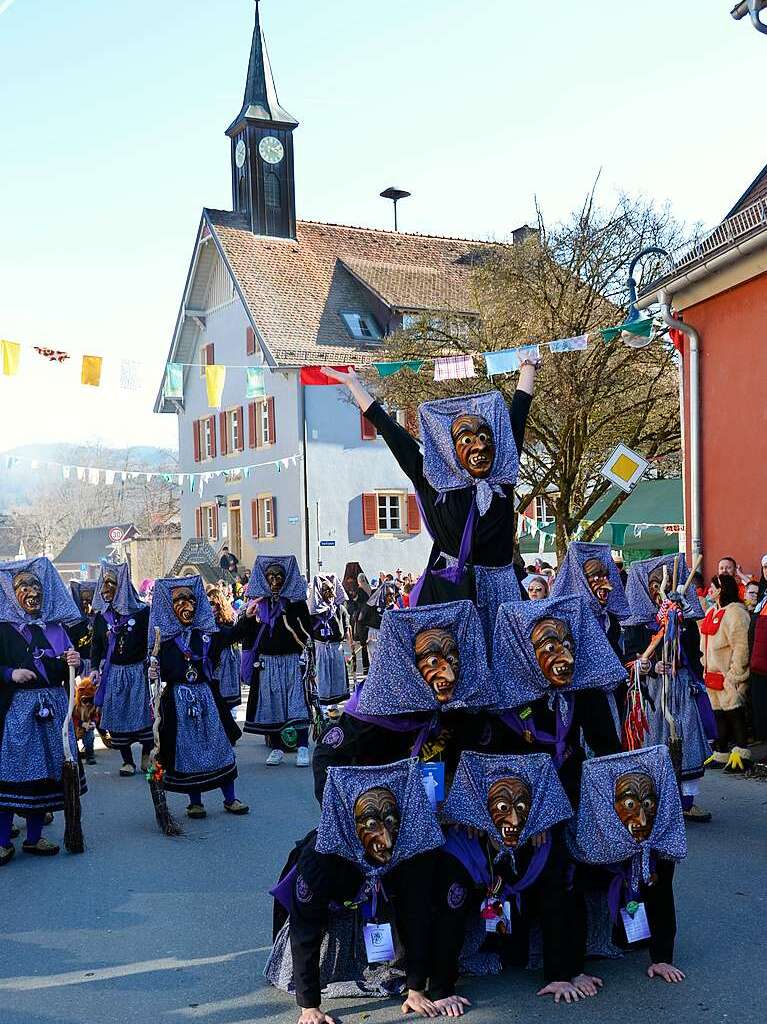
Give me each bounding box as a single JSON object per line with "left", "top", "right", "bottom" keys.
{"left": 300, "top": 365, "right": 354, "bottom": 386}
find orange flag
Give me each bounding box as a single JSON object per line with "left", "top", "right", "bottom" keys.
{"left": 81, "top": 355, "right": 103, "bottom": 387}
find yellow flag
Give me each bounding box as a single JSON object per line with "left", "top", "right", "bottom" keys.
{"left": 1, "top": 340, "right": 21, "bottom": 376}
{"left": 205, "top": 364, "right": 226, "bottom": 408}
{"left": 81, "top": 355, "right": 103, "bottom": 387}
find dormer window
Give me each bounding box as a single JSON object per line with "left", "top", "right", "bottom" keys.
{"left": 340, "top": 312, "right": 382, "bottom": 341}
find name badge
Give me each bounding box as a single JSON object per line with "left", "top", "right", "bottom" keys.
{"left": 363, "top": 922, "right": 395, "bottom": 964}
{"left": 620, "top": 901, "right": 651, "bottom": 943}
{"left": 420, "top": 762, "right": 445, "bottom": 809}
{"left": 481, "top": 898, "right": 512, "bottom": 934}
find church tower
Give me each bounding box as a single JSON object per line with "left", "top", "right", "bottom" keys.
{"left": 226, "top": 2, "right": 298, "bottom": 239}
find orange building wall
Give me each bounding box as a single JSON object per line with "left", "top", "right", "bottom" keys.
{"left": 681, "top": 269, "right": 767, "bottom": 579}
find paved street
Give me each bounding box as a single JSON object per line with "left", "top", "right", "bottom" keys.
{"left": 3, "top": 731, "right": 766, "bottom": 1024}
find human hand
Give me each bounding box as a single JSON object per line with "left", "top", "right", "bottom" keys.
{"left": 320, "top": 367, "right": 357, "bottom": 386}
{"left": 432, "top": 994, "right": 471, "bottom": 1017}
{"left": 11, "top": 669, "right": 37, "bottom": 684}
{"left": 530, "top": 830, "right": 549, "bottom": 849}
{"left": 402, "top": 989, "right": 440, "bottom": 1017}
{"left": 655, "top": 661, "right": 673, "bottom": 676}
{"left": 244, "top": 599, "right": 261, "bottom": 620}
{"left": 638, "top": 659, "right": 652, "bottom": 674}
{"left": 90, "top": 669, "right": 100, "bottom": 685}
{"left": 536, "top": 981, "right": 582, "bottom": 1004}
{"left": 64, "top": 649, "right": 81, "bottom": 669}
{"left": 571, "top": 974, "right": 603, "bottom": 997}
{"left": 297, "top": 1008, "right": 336, "bottom": 1024}
{"left": 647, "top": 962, "right": 685, "bottom": 983}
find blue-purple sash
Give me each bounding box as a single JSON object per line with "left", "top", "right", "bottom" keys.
{"left": 410, "top": 498, "right": 477, "bottom": 607}
{"left": 12, "top": 622, "right": 71, "bottom": 684}
{"left": 605, "top": 851, "right": 656, "bottom": 922}
{"left": 498, "top": 694, "right": 574, "bottom": 767}
{"left": 443, "top": 828, "right": 552, "bottom": 913}
{"left": 270, "top": 862, "right": 383, "bottom": 920}
{"left": 173, "top": 631, "right": 213, "bottom": 681}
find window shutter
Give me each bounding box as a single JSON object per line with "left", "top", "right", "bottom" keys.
{"left": 193, "top": 420, "right": 201, "bottom": 463}
{"left": 219, "top": 412, "right": 229, "bottom": 456}
{"left": 235, "top": 406, "right": 244, "bottom": 451}
{"left": 360, "top": 411, "right": 377, "bottom": 440}
{"left": 362, "top": 493, "right": 378, "bottom": 535}
{"left": 209, "top": 416, "right": 217, "bottom": 458}
{"left": 246, "top": 327, "right": 255, "bottom": 356}
{"left": 406, "top": 493, "right": 421, "bottom": 534}
{"left": 404, "top": 405, "right": 419, "bottom": 438}
{"left": 195, "top": 507, "right": 203, "bottom": 538}
{"left": 205, "top": 343, "right": 215, "bottom": 365}
{"left": 268, "top": 495, "right": 276, "bottom": 537}
{"left": 251, "top": 499, "right": 260, "bottom": 538}
{"left": 211, "top": 504, "right": 218, "bottom": 541}
{"left": 267, "top": 397, "right": 276, "bottom": 444}
{"left": 248, "top": 401, "right": 257, "bottom": 449}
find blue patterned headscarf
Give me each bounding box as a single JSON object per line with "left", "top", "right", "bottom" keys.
{"left": 245, "top": 555, "right": 307, "bottom": 601}
{"left": 70, "top": 580, "right": 96, "bottom": 617}
{"left": 549, "top": 542, "right": 630, "bottom": 621}
{"left": 443, "top": 752, "right": 573, "bottom": 856}
{"left": 419, "top": 390, "right": 519, "bottom": 516}
{"left": 624, "top": 553, "right": 704, "bottom": 628}
{"left": 568, "top": 746, "right": 686, "bottom": 888}
{"left": 0, "top": 557, "right": 80, "bottom": 627}
{"left": 357, "top": 600, "right": 494, "bottom": 715}
{"left": 493, "top": 593, "right": 627, "bottom": 709}
{"left": 91, "top": 562, "right": 144, "bottom": 616}
{"left": 316, "top": 758, "right": 445, "bottom": 880}
{"left": 148, "top": 575, "right": 218, "bottom": 642}
{"left": 308, "top": 574, "right": 346, "bottom": 616}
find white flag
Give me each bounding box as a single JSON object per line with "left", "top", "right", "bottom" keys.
{"left": 76, "top": 467, "right": 86, "bottom": 481}
{"left": 119, "top": 359, "right": 144, "bottom": 391}
{"left": 62, "top": 465, "right": 71, "bottom": 480}
{"left": 104, "top": 470, "right": 116, "bottom": 486}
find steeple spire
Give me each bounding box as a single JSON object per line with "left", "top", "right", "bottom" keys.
{"left": 226, "top": 1, "right": 298, "bottom": 135}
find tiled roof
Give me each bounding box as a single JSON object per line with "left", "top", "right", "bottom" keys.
{"left": 55, "top": 525, "right": 136, "bottom": 566}
{"left": 724, "top": 162, "right": 767, "bottom": 219}
{"left": 205, "top": 210, "right": 495, "bottom": 365}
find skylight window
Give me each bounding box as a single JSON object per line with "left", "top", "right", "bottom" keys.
{"left": 340, "top": 312, "right": 382, "bottom": 341}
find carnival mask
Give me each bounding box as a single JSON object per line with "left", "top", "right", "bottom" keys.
{"left": 450, "top": 414, "right": 495, "bottom": 479}
{"left": 583, "top": 558, "right": 613, "bottom": 607}
{"left": 383, "top": 586, "right": 398, "bottom": 609}
{"left": 354, "top": 786, "right": 400, "bottom": 865}
{"left": 101, "top": 571, "right": 118, "bottom": 604}
{"left": 171, "top": 586, "right": 197, "bottom": 626}
{"left": 12, "top": 571, "right": 43, "bottom": 615}
{"left": 265, "top": 564, "right": 286, "bottom": 597}
{"left": 320, "top": 582, "right": 335, "bottom": 604}
{"left": 487, "top": 777, "right": 532, "bottom": 847}
{"left": 80, "top": 588, "right": 95, "bottom": 616}
{"left": 647, "top": 567, "right": 665, "bottom": 608}
{"left": 614, "top": 772, "right": 657, "bottom": 841}
{"left": 414, "top": 628, "right": 460, "bottom": 703}
{"left": 530, "top": 617, "right": 575, "bottom": 687}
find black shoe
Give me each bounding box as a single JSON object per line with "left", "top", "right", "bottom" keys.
{"left": 683, "top": 805, "right": 712, "bottom": 823}
{"left": 86, "top": 756, "right": 97, "bottom": 765}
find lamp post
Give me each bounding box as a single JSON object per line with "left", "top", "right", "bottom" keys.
{"left": 731, "top": 0, "right": 767, "bottom": 34}
{"left": 380, "top": 187, "right": 411, "bottom": 231}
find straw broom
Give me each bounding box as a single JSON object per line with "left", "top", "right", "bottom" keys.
{"left": 147, "top": 627, "right": 184, "bottom": 836}
{"left": 61, "top": 664, "right": 85, "bottom": 853}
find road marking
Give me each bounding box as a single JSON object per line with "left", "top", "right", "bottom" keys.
{"left": 0, "top": 947, "right": 271, "bottom": 992}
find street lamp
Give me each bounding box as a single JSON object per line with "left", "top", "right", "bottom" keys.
{"left": 731, "top": 0, "right": 767, "bottom": 34}
{"left": 623, "top": 246, "right": 676, "bottom": 348}
{"left": 214, "top": 494, "right": 227, "bottom": 509}
{"left": 380, "top": 187, "right": 411, "bottom": 231}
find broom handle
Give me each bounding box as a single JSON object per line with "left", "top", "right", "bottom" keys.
{"left": 62, "top": 663, "right": 78, "bottom": 766}
{"left": 149, "top": 627, "right": 163, "bottom": 766}
{"left": 680, "top": 554, "right": 703, "bottom": 596}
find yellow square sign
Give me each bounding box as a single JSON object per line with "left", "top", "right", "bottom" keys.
{"left": 600, "top": 444, "right": 649, "bottom": 493}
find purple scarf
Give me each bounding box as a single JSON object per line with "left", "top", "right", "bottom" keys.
{"left": 409, "top": 498, "right": 477, "bottom": 607}
{"left": 605, "top": 851, "right": 657, "bottom": 922}
{"left": 498, "top": 694, "right": 575, "bottom": 767}
{"left": 443, "top": 828, "right": 552, "bottom": 913}
{"left": 344, "top": 686, "right": 438, "bottom": 757}
{"left": 12, "top": 622, "right": 71, "bottom": 684}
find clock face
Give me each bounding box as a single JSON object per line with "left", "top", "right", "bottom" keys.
{"left": 258, "top": 135, "right": 284, "bottom": 165}
{"left": 235, "top": 139, "right": 247, "bottom": 168}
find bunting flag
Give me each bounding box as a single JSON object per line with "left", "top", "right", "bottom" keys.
{"left": 484, "top": 344, "right": 541, "bottom": 377}
{"left": 81, "top": 355, "right": 103, "bottom": 387}
{"left": 600, "top": 318, "right": 654, "bottom": 344}
{"left": 300, "top": 365, "right": 353, "bottom": 386}
{"left": 434, "top": 354, "right": 476, "bottom": 381}
{"left": 34, "top": 346, "right": 70, "bottom": 363}
{"left": 164, "top": 362, "right": 184, "bottom": 399}
{"left": 549, "top": 333, "right": 588, "bottom": 353}
{"left": 119, "top": 359, "right": 144, "bottom": 391}
{"left": 205, "top": 364, "right": 226, "bottom": 407}
{"left": 246, "top": 366, "right": 266, "bottom": 398}
{"left": 373, "top": 360, "right": 424, "bottom": 377}
{"left": 1, "top": 340, "right": 20, "bottom": 376}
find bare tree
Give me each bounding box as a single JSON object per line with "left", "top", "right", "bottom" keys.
{"left": 373, "top": 189, "right": 690, "bottom": 559}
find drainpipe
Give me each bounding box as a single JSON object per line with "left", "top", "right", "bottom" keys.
{"left": 656, "top": 289, "right": 702, "bottom": 562}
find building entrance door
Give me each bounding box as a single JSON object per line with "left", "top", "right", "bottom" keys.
{"left": 228, "top": 499, "right": 242, "bottom": 560}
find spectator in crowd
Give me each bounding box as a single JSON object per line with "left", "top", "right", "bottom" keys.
{"left": 522, "top": 573, "right": 549, "bottom": 600}
{"left": 701, "top": 574, "right": 752, "bottom": 773}
{"left": 744, "top": 580, "right": 760, "bottom": 612}
{"left": 612, "top": 554, "right": 628, "bottom": 587}
{"left": 757, "top": 554, "right": 767, "bottom": 604}
{"left": 219, "top": 545, "right": 239, "bottom": 576}
{"left": 749, "top": 583, "right": 767, "bottom": 745}
{"left": 717, "top": 555, "right": 749, "bottom": 600}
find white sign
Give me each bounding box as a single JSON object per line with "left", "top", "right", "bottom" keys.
{"left": 599, "top": 444, "right": 649, "bottom": 494}
{"left": 108, "top": 527, "right": 124, "bottom": 542}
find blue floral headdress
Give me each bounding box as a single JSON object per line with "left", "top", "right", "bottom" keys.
{"left": 148, "top": 575, "right": 217, "bottom": 642}
{"left": 91, "top": 562, "right": 145, "bottom": 616}
{"left": 624, "top": 553, "right": 704, "bottom": 628}
{"left": 549, "top": 542, "right": 630, "bottom": 621}
{"left": 0, "top": 556, "right": 80, "bottom": 627}
{"left": 245, "top": 555, "right": 307, "bottom": 601}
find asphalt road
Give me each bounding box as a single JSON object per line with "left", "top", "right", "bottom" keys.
{"left": 2, "top": 729, "right": 766, "bottom": 1024}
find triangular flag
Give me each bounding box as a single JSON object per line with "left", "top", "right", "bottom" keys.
{"left": 81, "top": 355, "right": 103, "bottom": 386}
{"left": 177, "top": 473, "right": 185, "bottom": 486}
{"left": 121, "top": 471, "right": 128, "bottom": 482}
{"left": 119, "top": 359, "right": 143, "bottom": 391}
{"left": 600, "top": 318, "right": 653, "bottom": 343}
{"left": 1, "top": 340, "right": 21, "bottom": 376}
{"left": 164, "top": 362, "right": 184, "bottom": 399}
{"left": 62, "top": 465, "right": 71, "bottom": 480}
{"left": 205, "top": 364, "right": 226, "bottom": 407}
{"left": 88, "top": 468, "right": 100, "bottom": 485}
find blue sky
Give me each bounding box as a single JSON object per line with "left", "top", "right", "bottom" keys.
{"left": 1, "top": 0, "right": 764, "bottom": 454}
